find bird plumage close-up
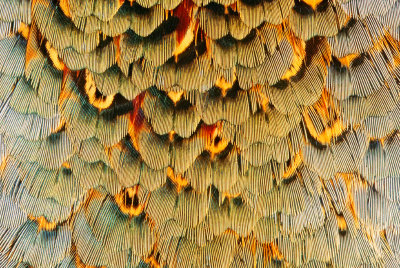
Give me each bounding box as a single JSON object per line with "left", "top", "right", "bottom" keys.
{"left": 1, "top": 0, "right": 400, "bottom": 267}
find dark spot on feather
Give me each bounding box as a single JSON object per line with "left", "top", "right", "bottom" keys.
{"left": 272, "top": 79, "right": 289, "bottom": 90}
{"left": 332, "top": 129, "right": 350, "bottom": 144}
{"left": 232, "top": 196, "right": 243, "bottom": 206}
{"left": 62, "top": 167, "right": 72, "bottom": 176}
{"left": 75, "top": 71, "right": 88, "bottom": 97}
{"left": 271, "top": 260, "right": 284, "bottom": 266}
{"left": 131, "top": 2, "right": 152, "bottom": 15}
{"left": 97, "top": 35, "right": 113, "bottom": 49}
{"left": 225, "top": 82, "right": 240, "bottom": 98}
{"left": 291, "top": 63, "right": 306, "bottom": 83}
{"left": 216, "top": 34, "right": 236, "bottom": 48}
{"left": 127, "top": 62, "right": 134, "bottom": 78}
{"left": 331, "top": 56, "right": 347, "bottom": 73}
{"left": 132, "top": 194, "right": 139, "bottom": 208}
{"left": 159, "top": 133, "right": 170, "bottom": 144}
{"left": 282, "top": 173, "right": 297, "bottom": 185}
{"left": 350, "top": 53, "right": 368, "bottom": 69}
{"left": 175, "top": 36, "right": 207, "bottom": 67}
{"left": 124, "top": 30, "right": 143, "bottom": 45}
{"left": 237, "top": 151, "right": 242, "bottom": 174}
{"left": 55, "top": 123, "right": 66, "bottom": 133}
{"left": 173, "top": 134, "right": 184, "bottom": 144}
{"left": 208, "top": 86, "right": 222, "bottom": 98}
{"left": 39, "top": 39, "right": 49, "bottom": 58}
{"left": 124, "top": 191, "right": 133, "bottom": 207}
{"left": 114, "top": 93, "right": 131, "bottom": 106}
{"left": 338, "top": 229, "right": 347, "bottom": 236}
{"left": 200, "top": 150, "right": 211, "bottom": 159}
{"left": 166, "top": 178, "right": 177, "bottom": 191}
{"left": 133, "top": 212, "right": 146, "bottom": 224}
{"left": 148, "top": 87, "right": 174, "bottom": 108}
{"left": 175, "top": 98, "right": 192, "bottom": 111}
{"left": 241, "top": 28, "right": 257, "bottom": 43}
{"left": 183, "top": 185, "right": 194, "bottom": 192}
{"left": 146, "top": 17, "right": 179, "bottom": 42}
{"left": 316, "top": 0, "right": 329, "bottom": 12}
{"left": 227, "top": 6, "right": 240, "bottom": 16}
{"left": 214, "top": 136, "right": 221, "bottom": 146}
{"left": 301, "top": 121, "right": 328, "bottom": 150}
{"left": 338, "top": 18, "right": 357, "bottom": 36}
{"left": 216, "top": 143, "right": 234, "bottom": 160}
{"left": 48, "top": 132, "right": 61, "bottom": 143}
{"left": 204, "top": 2, "right": 225, "bottom": 15}
{"left": 385, "top": 131, "right": 400, "bottom": 146}
{"left": 93, "top": 89, "right": 103, "bottom": 100}
{"left": 368, "top": 139, "right": 381, "bottom": 151}
{"left": 148, "top": 86, "right": 160, "bottom": 97}
{"left": 293, "top": 0, "right": 314, "bottom": 15}
{"left": 160, "top": 92, "right": 174, "bottom": 108}
{"left": 210, "top": 185, "right": 220, "bottom": 202}
{"left": 305, "top": 36, "right": 323, "bottom": 65}
{"left": 100, "top": 100, "right": 133, "bottom": 121}
{"left": 241, "top": 0, "right": 262, "bottom": 6}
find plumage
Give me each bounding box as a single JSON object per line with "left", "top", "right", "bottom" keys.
{"left": 2, "top": 0, "right": 400, "bottom": 267}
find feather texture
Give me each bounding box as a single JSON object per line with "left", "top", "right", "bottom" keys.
{"left": 1, "top": 0, "right": 400, "bottom": 267}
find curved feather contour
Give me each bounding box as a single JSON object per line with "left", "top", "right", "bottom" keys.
{"left": 1, "top": 0, "right": 400, "bottom": 267}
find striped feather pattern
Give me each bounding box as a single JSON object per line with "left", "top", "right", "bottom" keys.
{"left": 2, "top": 0, "right": 400, "bottom": 267}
